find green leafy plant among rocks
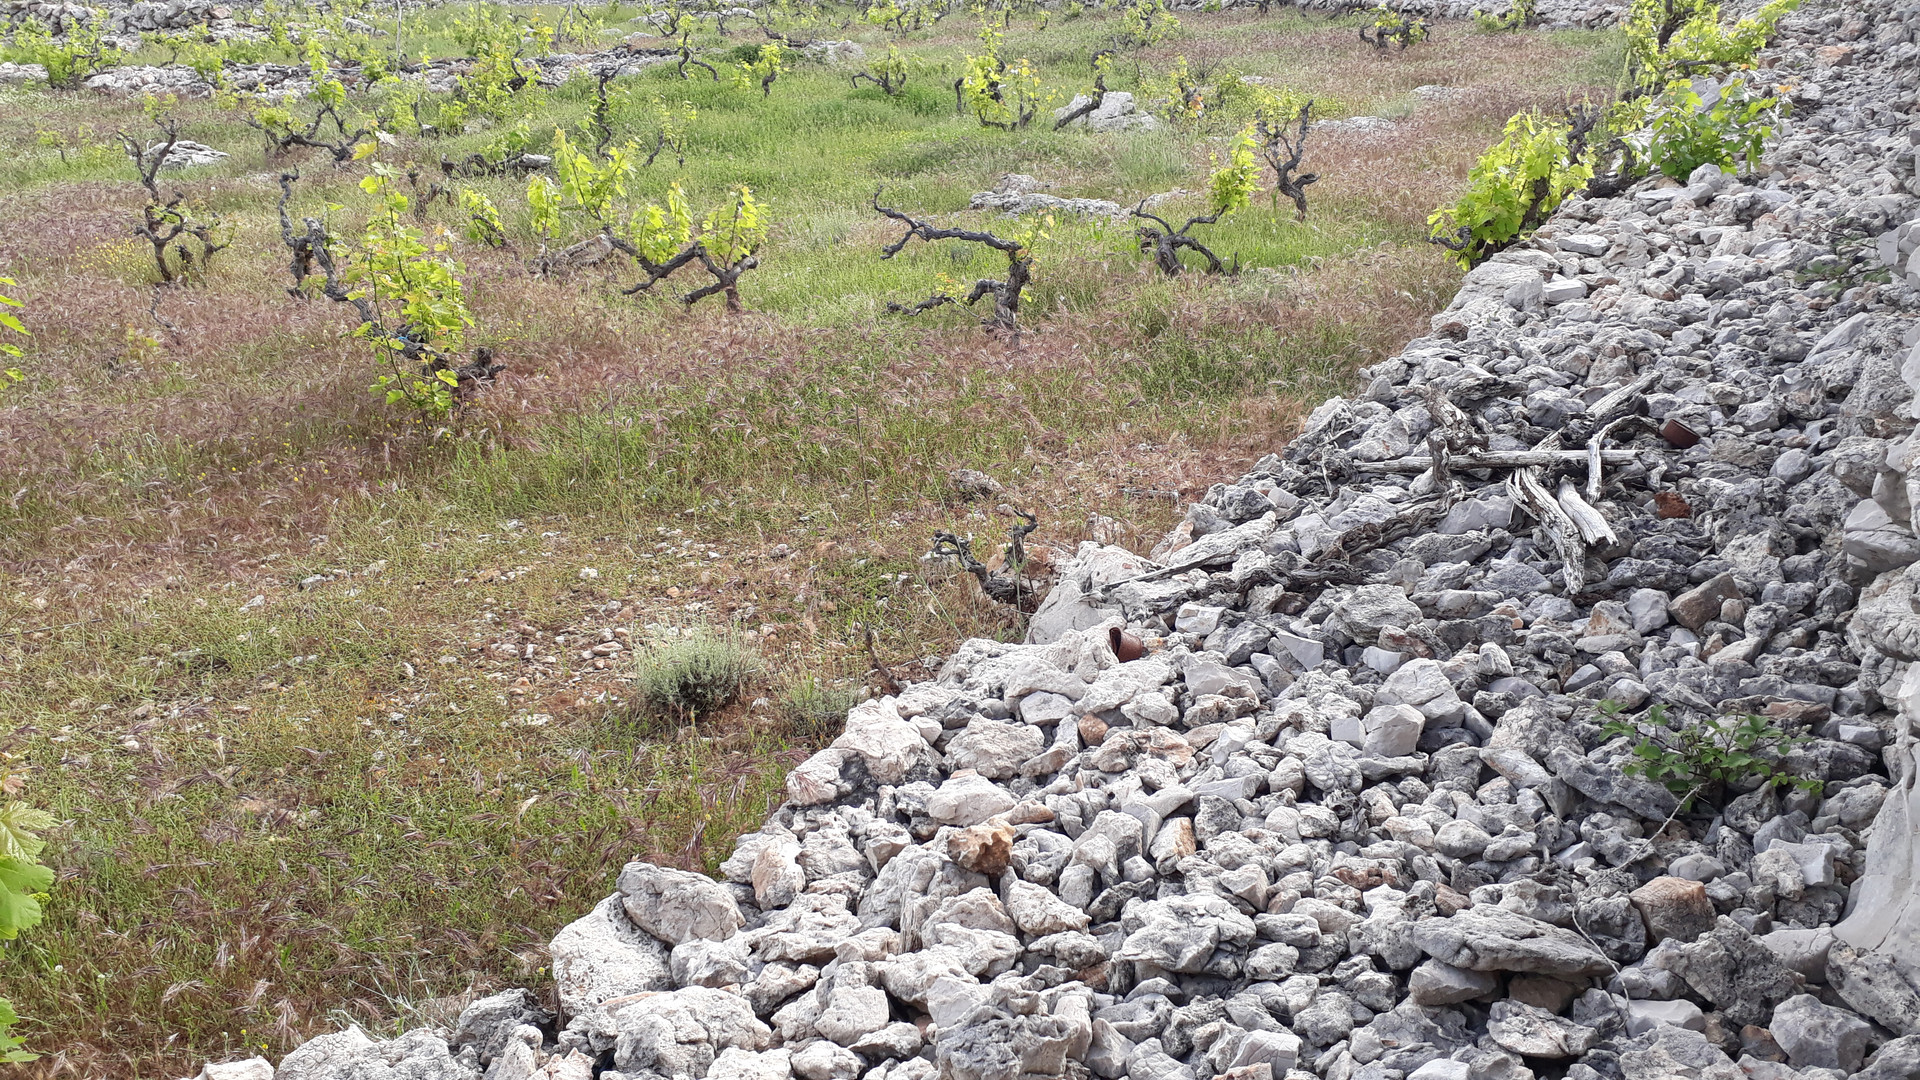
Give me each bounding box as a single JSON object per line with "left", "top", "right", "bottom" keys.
{"left": 1428, "top": 107, "right": 1598, "bottom": 267}
{"left": 5, "top": 15, "right": 121, "bottom": 89}
{"left": 1623, "top": 0, "right": 1798, "bottom": 87}
{"left": 1430, "top": 0, "right": 1793, "bottom": 265}
{"left": 1599, "top": 701, "right": 1823, "bottom": 811}
{"left": 1627, "top": 77, "right": 1784, "bottom": 180}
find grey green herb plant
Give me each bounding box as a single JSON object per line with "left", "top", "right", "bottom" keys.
{"left": 632, "top": 633, "right": 762, "bottom": 724}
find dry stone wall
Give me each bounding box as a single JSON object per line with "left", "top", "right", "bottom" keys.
{"left": 193, "top": 2, "right": 1920, "bottom": 1080}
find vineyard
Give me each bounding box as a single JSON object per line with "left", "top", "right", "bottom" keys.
{"left": 0, "top": 0, "right": 1685, "bottom": 1072}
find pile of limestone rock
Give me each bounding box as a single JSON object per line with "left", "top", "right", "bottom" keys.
{"left": 106, "top": 0, "right": 235, "bottom": 34}
{"left": 0, "top": 0, "right": 245, "bottom": 37}
{"left": 221, "top": 1, "right": 1920, "bottom": 1080}
{"left": 0, "top": 0, "right": 91, "bottom": 31}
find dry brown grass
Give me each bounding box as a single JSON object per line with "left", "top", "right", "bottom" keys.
{"left": 1151, "top": 13, "right": 1619, "bottom": 104}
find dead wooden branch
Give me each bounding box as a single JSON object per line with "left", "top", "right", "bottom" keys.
{"left": 119, "top": 122, "right": 227, "bottom": 285}
{"left": 1131, "top": 202, "right": 1235, "bottom": 276}
{"left": 1351, "top": 449, "right": 1640, "bottom": 474}
{"left": 931, "top": 510, "right": 1042, "bottom": 612}
{"left": 1510, "top": 466, "right": 1587, "bottom": 590}
{"left": 1583, "top": 372, "right": 1658, "bottom": 427}
{"left": 872, "top": 191, "right": 1032, "bottom": 332}
{"left": 1507, "top": 431, "right": 1591, "bottom": 591}
{"left": 1556, "top": 477, "right": 1618, "bottom": 547}
{"left": 1585, "top": 414, "right": 1655, "bottom": 502}
{"left": 1255, "top": 102, "right": 1320, "bottom": 220}
{"left": 1053, "top": 70, "right": 1108, "bottom": 131}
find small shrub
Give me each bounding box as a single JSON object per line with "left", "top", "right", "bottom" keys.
{"left": 353, "top": 169, "right": 476, "bottom": 414}
{"left": 1144, "top": 56, "right": 1205, "bottom": 127}
{"left": 35, "top": 124, "right": 108, "bottom": 166}
{"left": 863, "top": 0, "right": 941, "bottom": 34}
{"left": 957, "top": 21, "right": 1048, "bottom": 131}
{"left": 873, "top": 193, "right": 1045, "bottom": 332}
{"left": 733, "top": 39, "right": 789, "bottom": 97}
{"left": 1632, "top": 78, "right": 1784, "bottom": 179}
{"left": 1599, "top": 701, "right": 1821, "bottom": 811}
{"left": 632, "top": 634, "right": 760, "bottom": 722}
{"left": 778, "top": 675, "right": 857, "bottom": 741}
{"left": 1359, "top": 3, "right": 1428, "bottom": 50}
{"left": 1473, "top": 0, "right": 1537, "bottom": 31}
{"left": 452, "top": 2, "right": 554, "bottom": 60}
{"left": 851, "top": 45, "right": 911, "bottom": 97}
{"left": 1118, "top": 0, "right": 1181, "bottom": 48}
{"left": 1132, "top": 126, "right": 1261, "bottom": 276}
{"left": 1253, "top": 99, "right": 1319, "bottom": 219}
{"left": 147, "top": 32, "right": 232, "bottom": 83}
{"left": 460, "top": 189, "right": 507, "bottom": 247}
{"left": 1624, "top": 0, "right": 1797, "bottom": 88}
{"left": 1428, "top": 108, "right": 1597, "bottom": 267}
{"left": 0, "top": 783, "right": 56, "bottom": 1063}
{"left": 633, "top": 93, "right": 698, "bottom": 167}
{"left": 275, "top": 167, "right": 478, "bottom": 416}
{"left": 528, "top": 129, "right": 769, "bottom": 309}
{"left": 0, "top": 278, "right": 25, "bottom": 393}
{"left": 240, "top": 41, "right": 382, "bottom": 160}
{"left": 119, "top": 112, "right": 231, "bottom": 285}
{"left": 7, "top": 15, "right": 121, "bottom": 89}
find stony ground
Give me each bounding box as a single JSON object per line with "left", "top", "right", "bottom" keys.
{"left": 199, "top": 3, "right": 1920, "bottom": 1080}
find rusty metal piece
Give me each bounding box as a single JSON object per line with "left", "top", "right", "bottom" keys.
{"left": 1109, "top": 627, "right": 1146, "bottom": 663}
{"left": 1660, "top": 418, "right": 1702, "bottom": 448}
{"left": 1654, "top": 490, "right": 1692, "bottom": 519}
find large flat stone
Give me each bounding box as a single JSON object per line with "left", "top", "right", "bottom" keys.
{"left": 1408, "top": 907, "right": 1613, "bottom": 978}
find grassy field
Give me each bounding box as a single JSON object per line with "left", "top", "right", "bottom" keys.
{"left": 0, "top": 3, "right": 1620, "bottom": 1074}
